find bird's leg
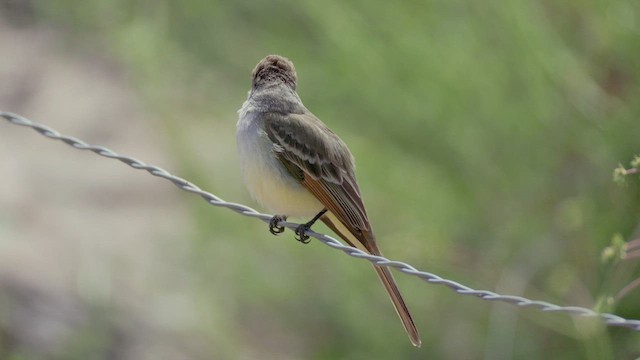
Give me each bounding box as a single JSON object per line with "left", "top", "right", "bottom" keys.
{"left": 295, "top": 209, "right": 328, "bottom": 244}
{"left": 269, "top": 215, "right": 287, "bottom": 235}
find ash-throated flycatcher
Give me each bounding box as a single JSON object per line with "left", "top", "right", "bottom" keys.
{"left": 236, "top": 55, "right": 421, "bottom": 347}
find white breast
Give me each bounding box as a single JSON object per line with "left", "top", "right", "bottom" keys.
{"left": 236, "top": 105, "right": 324, "bottom": 218}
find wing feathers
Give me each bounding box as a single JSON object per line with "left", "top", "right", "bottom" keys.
{"left": 264, "top": 111, "right": 369, "bottom": 231}
{"left": 262, "top": 110, "right": 421, "bottom": 347}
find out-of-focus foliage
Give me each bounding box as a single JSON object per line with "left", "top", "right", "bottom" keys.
{"left": 5, "top": 0, "right": 640, "bottom": 358}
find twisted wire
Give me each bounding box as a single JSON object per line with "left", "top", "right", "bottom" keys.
{"left": 2, "top": 111, "right": 639, "bottom": 331}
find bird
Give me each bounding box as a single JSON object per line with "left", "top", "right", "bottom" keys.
{"left": 236, "top": 54, "right": 421, "bottom": 347}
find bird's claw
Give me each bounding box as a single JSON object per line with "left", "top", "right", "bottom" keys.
{"left": 295, "top": 224, "right": 311, "bottom": 244}
{"left": 269, "top": 212, "right": 319, "bottom": 244}
{"left": 269, "top": 215, "right": 287, "bottom": 235}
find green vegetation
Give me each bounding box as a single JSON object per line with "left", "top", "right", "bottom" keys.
{"left": 28, "top": 0, "right": 640, "bottom": 358}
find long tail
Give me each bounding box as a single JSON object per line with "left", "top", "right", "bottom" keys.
{"left": 322, "top": 213, "right": 421, "bottom": 347}
{"left": 373, "top": 264, "right": 421, "bottom": 347}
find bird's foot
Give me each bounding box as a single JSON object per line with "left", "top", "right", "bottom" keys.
{"left": 294, "top": 224, "right": 312, "bottom": 244}
{"left": 294, "top": 208, "right": 328, "bottom": 244}
{"left": 269, "top": 215, "right": 287, "bottom": 235}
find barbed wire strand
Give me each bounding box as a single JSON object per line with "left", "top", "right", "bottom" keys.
{"left": 2, "top": 111, "right": 639, "bottom": 331}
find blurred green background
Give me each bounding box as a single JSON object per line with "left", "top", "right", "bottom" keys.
{"left": 0, "top": 0, "right": 639, "bottom": 358}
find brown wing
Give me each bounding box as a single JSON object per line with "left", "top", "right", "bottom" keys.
{"left": 263, "top": 111, "right": 421, "bottom": 347}
{"left": 263, "top": 111, "right": 373, "bottom": 243}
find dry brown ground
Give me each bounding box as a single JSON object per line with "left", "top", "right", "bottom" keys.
{"left": 0, "top": 9, "right": 211, "bottom": 359}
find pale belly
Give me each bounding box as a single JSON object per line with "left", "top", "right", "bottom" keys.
{"left": 237, "top": 110, "right": 324, "bottom": 218}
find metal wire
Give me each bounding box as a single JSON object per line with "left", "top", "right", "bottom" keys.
{"left": 2, "top": 110, "right": 639, "bottom": 331}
